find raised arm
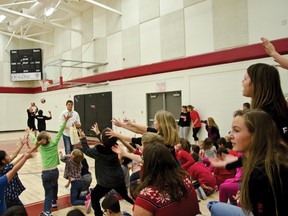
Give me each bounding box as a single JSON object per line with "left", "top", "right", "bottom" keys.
{"left": 106, "top": 128, "right": 136, "bottom": 153}
{"left": 6, "top": 152, "right": 32, "bottom": 182}
{"left": 10, "top": 136, "right": 28, "bottom": 162}
{"left": 261, "top": 37, "right": 288, "bottom": 69}
{"left": 112, "top": 118, "right": 148, "bottom": 135}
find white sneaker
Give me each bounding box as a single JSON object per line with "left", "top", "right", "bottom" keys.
{"left": 196, "top": 187, "right": 207, "bottom": 200}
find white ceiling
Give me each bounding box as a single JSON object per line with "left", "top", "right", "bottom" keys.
{"left": 0, "top": 0, "right": 121, "bottom": 45}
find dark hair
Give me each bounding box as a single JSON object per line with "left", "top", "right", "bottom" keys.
{"left": 38, "top": 110, "right": 43, "bottom": 115}
{"left": 66, "top": 100, "right": 73, "bottom": 105}
{"left": 181, "top": 105, "right": 187, "bottom": 111}
{"left": 216, "top": 147, "right": 228, "bottom": 156}
{"left": 129, "top": 180, "right": 140, "bottom": 200}
{"left": 121, "top": 156, "right": 132, "bottom": 166}
{"left": 66, "top": 209, "right": 85, "bottom": 216}
{"left": 191, "top": 152, "right": 199, "bottom": 162}
{"left": 203, "top": 138, "right": 213, "bottom": 150}
{"left": 0, "top": 150, "right": 7, "bottom": 166}
{"left": 179, "top": 138, "right": 191, "bottom": 152}
{"left": 187, "top": 105, "right": 194, "bottom": 110}
{"left": 243, "top": 102, "right": 250, "bottom": 109}
{"left": 102, "top": 194, "right": 121, "bottom": 213}
{"left": 225, "top": 141, "right": 233, "bottom": 150}
{"left": 139, "top": 143, "right": 190, "bottom": 201}
{"left": 2, "top": 205, "right": 28, "bottom": 216}
{"left": 101, "top": 128, "right": 118, "bottom": 149}
{"left": 216, "top": 137, "right": 227, "bottom": 146}
{"left": 191, "top": 145, "right": 200, "bottom": 154}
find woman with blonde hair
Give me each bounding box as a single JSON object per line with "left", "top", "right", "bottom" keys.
{"left": 204, "top": 117, "right": 220, "bottom": 149}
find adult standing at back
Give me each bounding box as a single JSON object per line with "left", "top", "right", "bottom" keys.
{"left": 187, "top": 105, "right": 201, "bottom": 144}
{"left": 178, "top": 105, "right": 191, "bottom": 139}
{"left": 59, "top": 100, "right": 81, "bottom": 154}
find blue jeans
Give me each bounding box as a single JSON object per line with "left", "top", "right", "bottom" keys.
{"left": 63, "top": 134, "right": 73, "bottom": 154}
{"left": 42, "top": 168, "right": 59, "bottom": 213}
{"left": 208, "top": 201, "right": 254, "bottom": 216}
{"left": 71, "top": 180, "right": 85, "bottom": 206}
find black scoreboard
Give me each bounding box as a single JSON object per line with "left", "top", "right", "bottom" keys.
{"left": 10, "top": 48, "right": 42, "bottom": 81}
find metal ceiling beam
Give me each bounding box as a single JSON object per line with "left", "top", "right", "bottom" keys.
{"left": 0, "top": 7, "right": 37, "bottom": 20}
{"left": 0, "top": 0, "right": 37, "bottom": 7}
{"left": 85, "top": 0, "right": 122, "bottom": 15}
{"left": 0, "top": 30, "right": 54, "bottom": 45}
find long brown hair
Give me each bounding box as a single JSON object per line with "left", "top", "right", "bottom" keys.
{"left": 247, "top": 63, "right": 287, "bottom": 115}
{"left": 138, "top": 142, "right": 190, "bottom": 201}
{"left": 234, "top": 110, "right": 288, "bottom": 215}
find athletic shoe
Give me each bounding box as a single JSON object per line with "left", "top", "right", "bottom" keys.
{"left": 196, "top": 187, "right": 207, "bottom": 200}
{"left": 40, "top": 212, "right": 52, "bottom": 216}
{"left": 85, "top": 199, "right": 91, "bottom": 214}
{"left": 51, "top": 200, "right": 57, "bottom": 208}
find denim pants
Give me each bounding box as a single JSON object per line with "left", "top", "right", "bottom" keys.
{"left": 70, "top": 180, "right": 85, "bottom": 206}
{"left": 42, "top": 168, "right": 59, "bottom": 213}
{"left": 63, "top": 134, "right": 73, "bottom": 154}
{"left": 208, "top": 201, "right": 254, "bottom": 216}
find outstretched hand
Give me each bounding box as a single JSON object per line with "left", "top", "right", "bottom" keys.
{"left": 209, "top": 154, "right": 238, "bottom": 168}
{"left": 78, "top": 129, "right": 85, "bottom": 138}
{"left": 64, "top": 113, "right": 73, "bottom": 122}
{"left": 111, "top": 118, "right": 122, "bottom": 127}
{"left": 91, "top": 123, "right": 100, "bottom": 135}
{"left": 261, "top": 37, "right": 276, "bottom": 57}
{"left": 105, "top": 128, "right": 120, "bottom": 139}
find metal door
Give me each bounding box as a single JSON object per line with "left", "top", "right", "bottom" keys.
{"left": 146, "top": 91, "right": 181, "bottom": 126}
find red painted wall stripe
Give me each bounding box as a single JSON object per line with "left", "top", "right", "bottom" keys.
{"left": 2, "top": 37, "right": 288, "bottom": 94}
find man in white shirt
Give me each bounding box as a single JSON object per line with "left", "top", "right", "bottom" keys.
{"left": 59, "top": 100, "right": 81, "bottom": 154}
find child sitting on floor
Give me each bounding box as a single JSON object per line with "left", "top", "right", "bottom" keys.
{"left": 188, "top": 153, "right": 217, "bottom": 199}
{"left": 59, "top": 149, "right": 91, "bottom": 213}
{"left": 175, "top": 138, "right": 195, "bottom": 171}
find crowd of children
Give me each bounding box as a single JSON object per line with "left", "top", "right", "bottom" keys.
{"left": 0, "top": 37, "right": 287, "bottom": 216}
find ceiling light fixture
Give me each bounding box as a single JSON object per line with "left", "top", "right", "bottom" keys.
{"left": 45, "top": 7, "right": 55, "bottom": 17}
{"left": 0, "top": 15, "right": 6, "bottom": 23}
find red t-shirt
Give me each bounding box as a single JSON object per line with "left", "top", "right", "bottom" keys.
{"left": 134, "top": 176, "right": 200, "bottom": 216}
{"left": 176, "top": 150, "right": 195, "bottom": 171}
{"left": 188, "top": 162, "right": 216, "bottom": 188}
{"left": 190, "top": 110, "right": 201, "bottom": 128}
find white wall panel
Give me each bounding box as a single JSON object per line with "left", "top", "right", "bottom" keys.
{"left": 107, "top": 32, "right": 122, "bottom": 71}
{"left": 159, "top": 0, "right": 183, "bottom": 16}
{"left": 160, "top": 10, "right": 185, "bottom": 60}
{"left": 122, "top": 26, "right": 140, "bottom": 69}
{"left": 185, "top": 0, "right": 214, "bottom": 56}
{"left": 184, "top": 0, "right": 206, "bottom": 7}
{"left": 213, "top": 0, "right": 248, "bottom": 50}
{"left": 92, "top": 4, "right": 106, "bottom": 37}
{"left": 140, "top": 19, "right": 161, "bottom": 65}
{"left": 93, "top": 37, "right": 107, "bottom": 73}
{"left": 81, "top": 8, "right": 93, "bottom": 44}
{"left": 122, "top": 0, "right": 139, "bottom": 30}
{"left": 139, "top": 0, "right": 159, "bottom": 23}
{"left": 71, "top": 17, "right": 82, "bottom": 49}
{"left": 106, "top": 0, "right": 122, "bottom": 35}
{"left": 247, "top": 0, "right": 288, "bottom": 43}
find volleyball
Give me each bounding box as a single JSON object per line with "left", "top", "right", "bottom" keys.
{"left": 40, "top": 98, "right": 46, "bottom": 104}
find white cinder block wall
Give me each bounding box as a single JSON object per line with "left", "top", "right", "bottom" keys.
{"left": 0, "top": 0, "right": 288, "bottom": 143}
